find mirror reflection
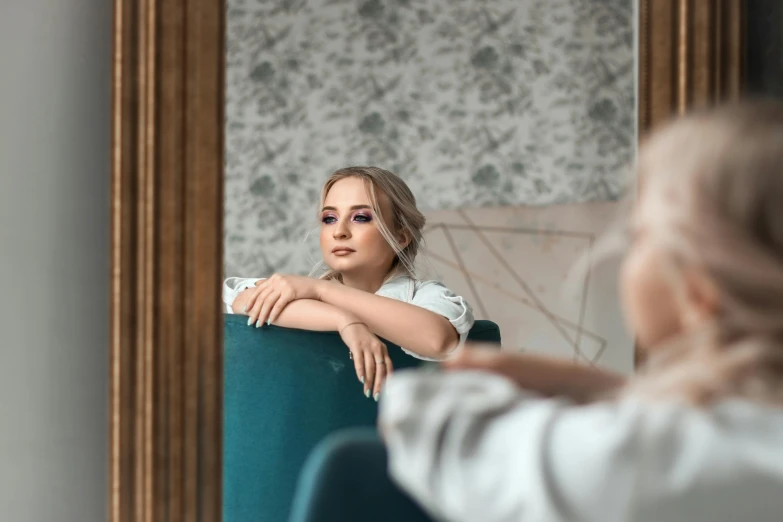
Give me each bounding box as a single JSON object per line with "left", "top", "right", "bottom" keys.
{"left": 222, "top": 1, "right": 635, "bottom": 520}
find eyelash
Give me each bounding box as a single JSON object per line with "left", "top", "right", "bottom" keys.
{"left": 321, "top": 212, "right": 373, "bottom": 225}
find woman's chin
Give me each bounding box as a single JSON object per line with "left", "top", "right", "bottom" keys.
{"left": 325, "top": 257, "right": 359, "bottom": 272}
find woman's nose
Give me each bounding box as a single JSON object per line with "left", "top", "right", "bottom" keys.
{"left": 333, "top": 220, "right": 351, "bottom": 239}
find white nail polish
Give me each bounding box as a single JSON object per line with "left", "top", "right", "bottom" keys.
{"left": 256, "top": 320, "right": 262, "bottom": 328}
{"left": 247, "top": 317, "right": 253, "bottom": 326}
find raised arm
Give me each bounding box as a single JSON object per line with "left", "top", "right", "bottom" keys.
{"left": 444, "top": 347, "right": 627, "bottom": 404}
{"left": 379, "top": 371, "right": 717, "bottom": 522}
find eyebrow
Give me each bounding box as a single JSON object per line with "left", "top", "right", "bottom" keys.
{"left": 321, "top": 205, "right": 372, "bottom": 212}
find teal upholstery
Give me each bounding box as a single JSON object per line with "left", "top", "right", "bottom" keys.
{"left": 223, "top": 314, "right": 501, "bottom": 522}
{"left": 288, "top": 429, "right": 433, "bottom": 522}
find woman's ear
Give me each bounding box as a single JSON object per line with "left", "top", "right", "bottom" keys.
{"left": 681, "top": 267, "right": 721, "bottom": 329}
{"left": 397, "top": 228, "right": 412, "bottom": 250}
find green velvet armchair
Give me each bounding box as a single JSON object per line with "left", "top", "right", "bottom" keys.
{"left": 223, "top": 314, "right": 501, "bottom": 522}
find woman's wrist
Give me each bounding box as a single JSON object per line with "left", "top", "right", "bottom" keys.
{"left": 315, "top": 278, "right": 339, "bottom": 303}
{"left": 311, "top": 278, "right": 330, "bottom": 302}
{"left": 339, "top": 320, "right": 367, "bottom": 335}
{"left": 335, "top": 310, "right": 361, "bottom": 333}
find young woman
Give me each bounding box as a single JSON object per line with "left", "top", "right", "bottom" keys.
{"left": 224, "top": 166, "right": 474, "bottom": 401}
{"left": 290, "top": 101, "right": 783, "bottom": 522}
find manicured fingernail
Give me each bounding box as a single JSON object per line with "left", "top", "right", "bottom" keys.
{"left": 360, "top": 376, "right": 365, "bottom": 384}
{"left": 242, "top": 304, "right": 248, "bottom": 313}
{"left": 374, "top": 393, "right": 380, "bottom": 402}
{"left": 267, "top": 318, "right": 271, "bottom": 326}
{"left": 256, "top": 320, "right": 262, "bottom": 328}
{"left": 247, "top": 317, "right": 253, "bottom": 326}
{"left": 365, "top": 389, "right": 371, "bottom": 398}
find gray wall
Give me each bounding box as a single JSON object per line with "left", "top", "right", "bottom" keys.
{"left": 0, "top": 1, "right": 111, "bottom": 520}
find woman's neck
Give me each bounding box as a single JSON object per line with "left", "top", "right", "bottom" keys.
{"left": 340, "top": 270, "right": 393, "bottom": 294}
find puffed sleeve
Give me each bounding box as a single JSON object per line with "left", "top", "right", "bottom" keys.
{"left": 222, "top": 277, "right": 264, "bottom": 313}
{"left": 379, "top": 370, "right": 774, "bottom": 522}
{"left": 408, "top": 281, "right": 474, "bottom": 360}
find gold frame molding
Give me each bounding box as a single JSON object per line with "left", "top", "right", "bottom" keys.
{"left": 639, "top": 0, "right": 744, "bottom": 133}
{"left": 111, "top": 1, "right": 225, "bottom": 521}
{"left": 109, "top": 1, "right": 744, "bottom": 520}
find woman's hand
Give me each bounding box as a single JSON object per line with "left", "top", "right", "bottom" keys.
{"left": 442, "top": 343, "right": 509, "bottom": 374}
{"left": 444, "top": 343, "right": 626, "bottom": 403}
{"left": 339, "top": 321, "right": 394, "bottom": 401}
{"left": 245, "top": 274, "right": 322, "bottom": 326}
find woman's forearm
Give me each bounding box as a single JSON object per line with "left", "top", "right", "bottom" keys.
{"left": 493, "top": 352, "right": 626, "bottom": 403}
{"left": 234, "top": 287, "right": 354, "bottom": 332}
{"left": 272, "top": 299, "right": 357, "bottom": 332}
{"left": 315, "top": 280, "right": 457, "bottom": 358}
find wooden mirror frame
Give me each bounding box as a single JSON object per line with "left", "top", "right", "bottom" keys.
{"left": 110, "top": 1, "right": 744, "bottom": 520}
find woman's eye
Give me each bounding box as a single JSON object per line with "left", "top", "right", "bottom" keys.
{"left": 353, "top": 213, "right": 373, "bottom": 223}
{"left": 322, "top": 215, "right": 337, "bottom": 224}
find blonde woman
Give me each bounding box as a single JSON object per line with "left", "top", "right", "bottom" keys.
{"left": 224, "top": 167, "right": 474, "bottom": 401}
{"left": 290, "top": 101, "right": 783, "bottom": 522}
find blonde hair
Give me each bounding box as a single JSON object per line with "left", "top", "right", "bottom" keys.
{"left": 310, "top": 166, "right": 426, "bottom": 283}
{"left": 622, "top": 100, "right": 783, "bottom": 406}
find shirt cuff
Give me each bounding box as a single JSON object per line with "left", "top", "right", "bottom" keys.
{"left": 223, "top": 277, "right": 265, "bottom": 313}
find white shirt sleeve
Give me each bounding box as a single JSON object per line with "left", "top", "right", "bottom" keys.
{"left": 222, "top": 277, "right": 264, "bottom": 313}
{"left": 379, "top": 370, "right": 783, "bottom": 522}
{"left": 409, "top": 281, "right": 475, "bottom": 360}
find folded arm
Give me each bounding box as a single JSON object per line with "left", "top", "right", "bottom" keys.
{"left": 225, "top": 275, "right": 464, "bottom": 359}
{"left": 232, "top": 284, "right": 354, "bottom": 332}
{"left": 316, "top": 280, "right": 458, "bottom": 359}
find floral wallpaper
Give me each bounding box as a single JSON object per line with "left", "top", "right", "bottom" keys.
{"left": 224, "top": 0, "right": 635, "bottom": 277}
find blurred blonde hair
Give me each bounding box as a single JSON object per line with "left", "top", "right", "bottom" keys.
{"left": 310, "top": 166, "right": 426, "bottom": 283}
{"left": 623, "top": 100, "right": 783, "bottom": 406}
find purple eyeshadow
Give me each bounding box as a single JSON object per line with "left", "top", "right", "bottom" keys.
{"left": 352, "top": 211, "right": 373, "bottom": 222}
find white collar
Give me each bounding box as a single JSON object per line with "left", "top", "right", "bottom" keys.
{"left": 375, "top": 275, "right": 416, "bottom": 302}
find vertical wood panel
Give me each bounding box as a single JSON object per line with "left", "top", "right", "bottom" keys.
{"left": 110, "top": 0, "right": 224, "bottom": 521}
{"left": 158, "top": 1, "right": 185, "bottom": 521}
{"left": 691, "top": 0, "right": 715, "bottom": 105}
{"left": 725, "top": 0, "right": 745, "bottom": 98}
{"left": 639, "top": 0, "right": 744, "bottom": 135}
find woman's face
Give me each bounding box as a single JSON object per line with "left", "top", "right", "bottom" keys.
{"left": 620, "top": 190, "right": 686, "bottom": 354}
{"left": 319, "top": 176, "right": 400, "bottom": 281}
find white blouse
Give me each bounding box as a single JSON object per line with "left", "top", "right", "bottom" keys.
{"left": 222, "top": 275, "right": 475, "bottom": 361}
{"left": 379, "top": 370, "right": 783, "bottom": 522}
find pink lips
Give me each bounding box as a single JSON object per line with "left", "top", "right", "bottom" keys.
{"left": 331, "top": 247, "right": 355, "bottom": 256}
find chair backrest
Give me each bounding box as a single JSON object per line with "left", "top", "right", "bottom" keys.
{"left": 223, "top": 315, "right": 501, "bottom": 522}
